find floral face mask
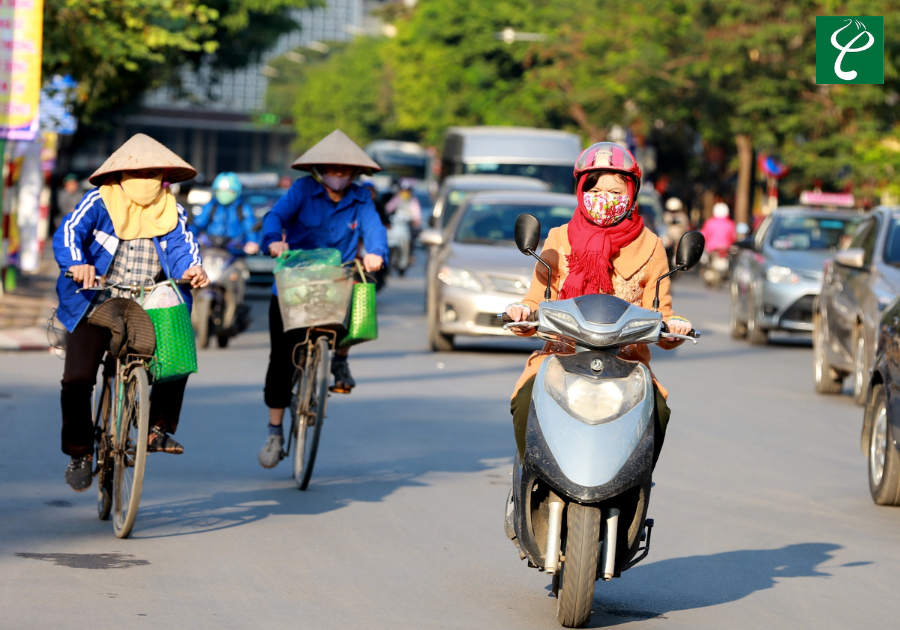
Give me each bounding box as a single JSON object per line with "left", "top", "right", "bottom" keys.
{"left": 582, "top": 191, "right": 632, "bottom": 226}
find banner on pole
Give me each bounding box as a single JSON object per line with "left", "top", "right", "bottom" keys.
{"left": 0, "top": 0, "right": 44, "bottom": 141}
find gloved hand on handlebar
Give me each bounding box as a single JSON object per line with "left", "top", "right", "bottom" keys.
{"left": 505, "top": 303, "right": 532, "bottom": 322}
{"left": 664, "top": 316, "right": 692, "bottom": 340}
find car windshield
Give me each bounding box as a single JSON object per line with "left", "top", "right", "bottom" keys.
{"left": 369, "top": 150, "right": 429, "bottom": 181}
{"left": 455, "top": 202, "right": 576, "bottom": 245}
{"left": 768, "top": 215, "right": 861, "bottom": 251}
{"left": 884, "top": 217, "right": 900, "bottom": 264}
{"left": 463, "top": 163, "right": 573, "bottom": 194}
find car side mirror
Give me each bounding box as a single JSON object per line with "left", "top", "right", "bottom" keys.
{"left": 515, "top": 213, "right": 541, "bottom": 255}
{"left": 418, "top": 229, "right": 444, "bottom": 248}
{"left": 735, "top": 237, "right": 756, "bottom": 251}
{"left": 834, "top": 247, "right": 866, "bottom": 269}
{"left": 676, "top": 231, "right": 705, "bottom": 270}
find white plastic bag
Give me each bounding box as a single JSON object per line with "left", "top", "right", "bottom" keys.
{"left": 142, "top": 285, "right": 181, "bottom": 310}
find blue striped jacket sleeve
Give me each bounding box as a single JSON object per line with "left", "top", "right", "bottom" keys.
{"left": 53, "top": 190, "right": 101, "bottom": 270}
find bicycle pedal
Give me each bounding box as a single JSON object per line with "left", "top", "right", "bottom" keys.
{"left": 329, "top": 386, "right": 351, "bottom": 394}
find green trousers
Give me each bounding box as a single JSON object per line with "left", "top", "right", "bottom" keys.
{"left": 510, "top": 376, "right": 671, "bottom": 466}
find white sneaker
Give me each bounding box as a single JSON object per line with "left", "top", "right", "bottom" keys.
{"left": 258, "top": 435, "right": 284, "bottom": 469}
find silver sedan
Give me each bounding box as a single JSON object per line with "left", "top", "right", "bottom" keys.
{"left": 420, "top": 191, "right": 577, "bottom": 351}
{"left": 730, "top": 207, "right": 863, "bottom": 344}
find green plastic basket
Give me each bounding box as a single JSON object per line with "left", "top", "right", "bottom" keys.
{"left": 145, "top": 282, "right": 198, "bottom": 383}
{"left": 338, "top": 261, "right": 378, "bottom": 348}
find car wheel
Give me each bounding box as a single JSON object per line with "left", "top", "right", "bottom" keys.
{"left": 729, "top": 284, "right": 747, "bottom": 339}
{"left": 813, "top": 315, "right": 843, "bottom": 395}
{"left": 853, "top": 325, "right": 869, "bottom": 406}
{"left": 868, "top": 385, "right": 900, "bottom": 505}
{"left": 427, "top": 288, "right": 454, "bottom": 352}
{"left": 746, "top": 289, "right": 768, "bottom": 345}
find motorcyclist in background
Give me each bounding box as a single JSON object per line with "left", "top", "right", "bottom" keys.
{"left": 663, "top": 196, "right": 689, "bottom": 267}
{"left": 701, "top": 202, "right": 737, "bottom": 253}
{"left": 191, "top": 172, "right": 260, "bottom": 254}
{"left": 384, "top": 180, "right": 422, "bottom": 276}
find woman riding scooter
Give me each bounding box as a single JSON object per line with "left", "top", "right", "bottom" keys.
{"left": 504, "top": 142, "right": 692, "bottom": 466}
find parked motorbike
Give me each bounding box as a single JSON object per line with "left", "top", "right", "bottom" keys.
{"left": 192, "top": 235, "right": 252, "bottom": 348}
{"left": 502, "top": 214, "right": 704, "bottom": 628}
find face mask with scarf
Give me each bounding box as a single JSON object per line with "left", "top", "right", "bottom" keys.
{"left": 99, "top": 170, "right": 178, "bottom": 240}
{"left": 558, "top": 172, "right": 645, "bottom": 299}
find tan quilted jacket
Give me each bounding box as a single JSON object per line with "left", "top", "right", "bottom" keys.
{"left": 510, "top": 225, "right": 684, "bottom": 399}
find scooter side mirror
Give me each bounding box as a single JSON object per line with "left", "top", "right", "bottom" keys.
{"left": 515, "top": 213, "right": 542, "bottom": 255}
{"left": 676, "top": 231, "right": 706, "bottom": 271}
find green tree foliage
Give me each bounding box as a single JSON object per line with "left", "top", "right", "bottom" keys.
{"left": 43, "top": 0, "right": 318, "bottom": 125}
{"left": 266, "top": 38, "right": 399, "bottom": 150}
{"left": 275, "top": 0, "right": 900, "bottom": 199}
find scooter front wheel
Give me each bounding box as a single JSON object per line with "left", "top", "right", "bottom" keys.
{"left": 556, "top": 503, "right": 601, "bottom": 628}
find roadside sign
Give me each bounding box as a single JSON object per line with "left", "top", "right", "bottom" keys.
{"left": 0, "top": 0, "right": 44, "bottom": 140}
{"left": 799, "top": 191, "right": 855, "bottom": 208}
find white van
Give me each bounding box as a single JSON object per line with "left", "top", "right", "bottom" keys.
{"left": 440, "top": 126, "right": 582, "bottom": 193}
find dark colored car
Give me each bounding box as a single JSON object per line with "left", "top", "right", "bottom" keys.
{"left": 814, "top": 207, "right": 900, "bottom": 403}
{"left": 861, "top": 294, "right": 900, "bottom": 505}
{"left": 730, "top": 207, "right": 863, "bottom": 345}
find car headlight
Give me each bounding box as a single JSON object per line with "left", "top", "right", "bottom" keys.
{"left": 766, "top": 265, "right": 799, "bottom": 284}
{"left": 543, "top": 356, "right": 646, "bottom": 426}
{"left": 438, "top": 266, "right": 484, "bottom": 292}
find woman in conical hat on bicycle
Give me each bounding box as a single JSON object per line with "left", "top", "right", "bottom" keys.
{"left": 257, "top": 129, "right": 388, "bottom": 469}
{"left": 53, "top": 133, "right": 209, "bottom": 492}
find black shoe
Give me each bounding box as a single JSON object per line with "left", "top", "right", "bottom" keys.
{"left": 147, "top": 426, "right": 184, "bottom": 454}
{"left": 65, "top": 455, "right": 93, "bottom": 492}
{"left": 331, "top": 359, "right": 356, "bottom": 393}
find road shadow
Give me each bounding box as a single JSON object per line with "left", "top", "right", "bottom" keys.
{"left": 125, "top": 392, "right": 514, "bottom": 539}
{"left": 582, "top": 542, "right": 862, "bottom": 626}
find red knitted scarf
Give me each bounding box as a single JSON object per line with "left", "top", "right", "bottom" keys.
{"left": 559, "top": 174, "right": 644, "bottom": 299}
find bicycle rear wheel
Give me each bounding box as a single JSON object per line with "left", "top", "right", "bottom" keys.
{"left": 294, "top": 336, "right": 331, "bottom": 490}
{"left": 113, "top": 367, "right": 150, "bottom": 538}
{"left": 93, "top": 370, "right": 114, "bottom": 521}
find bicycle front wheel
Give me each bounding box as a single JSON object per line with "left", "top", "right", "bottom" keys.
{"left": 113, "top": 367, "right": 150, "bottom": 538}
{"left": 93, "top": 372, "right": 114, "bottom": 521}
{"left": 294, "top": 336, "right": 331, "bottom": 490}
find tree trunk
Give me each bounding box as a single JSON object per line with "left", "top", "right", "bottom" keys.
{"left": 735, "top": 134, "right": 753, "bottom": 225}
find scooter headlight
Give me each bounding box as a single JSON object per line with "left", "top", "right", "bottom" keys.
{"left": 543, "top": 356, "right": 646, "bottom": 426}
{"left": 204, "top": 254, "right": 229, "bottom": 284}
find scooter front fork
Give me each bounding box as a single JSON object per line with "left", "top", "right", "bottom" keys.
{"left": 600, "top": 507, "right": 620, "bottom": 580}
{"left": 545, "top": 493, "right": 565, "bottom": 575}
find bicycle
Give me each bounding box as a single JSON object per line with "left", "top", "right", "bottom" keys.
{"left": 283, "top": 328, "right": 336, "bottom": 490}
{"left": 67, "top": 272, "right": 191, "bottom": 538}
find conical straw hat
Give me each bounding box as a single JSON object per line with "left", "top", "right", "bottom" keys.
{"left": 89, "top": 133, "right": 197, "bottom": 185}
{"left": 291, "top": 129, "right": 382, "bottom": 173}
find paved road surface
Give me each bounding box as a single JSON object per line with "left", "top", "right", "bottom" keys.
{"left": 1, "top": 265, "right": 898, "bottom": 629}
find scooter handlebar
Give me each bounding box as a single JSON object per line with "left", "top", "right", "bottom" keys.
{"left": 499, "top": 311, "right": 538, "bottom": 323}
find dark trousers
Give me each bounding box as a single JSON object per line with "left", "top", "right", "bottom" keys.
{"left": 264, "top": 295, "right": 308, "bottom": 409}
{"left": 510, "top": 375, "right": 671, "bottom": 467}
{"left": 60, "top": 320, "right": 188, "bottom": 457}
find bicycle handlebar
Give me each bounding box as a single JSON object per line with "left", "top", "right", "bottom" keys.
{"left": 66, "top": 270, "right": 192, "bottom": 293}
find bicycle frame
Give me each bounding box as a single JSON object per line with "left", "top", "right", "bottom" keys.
{"left": 283, "top": 327, "right": 338, "bottom": 458}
